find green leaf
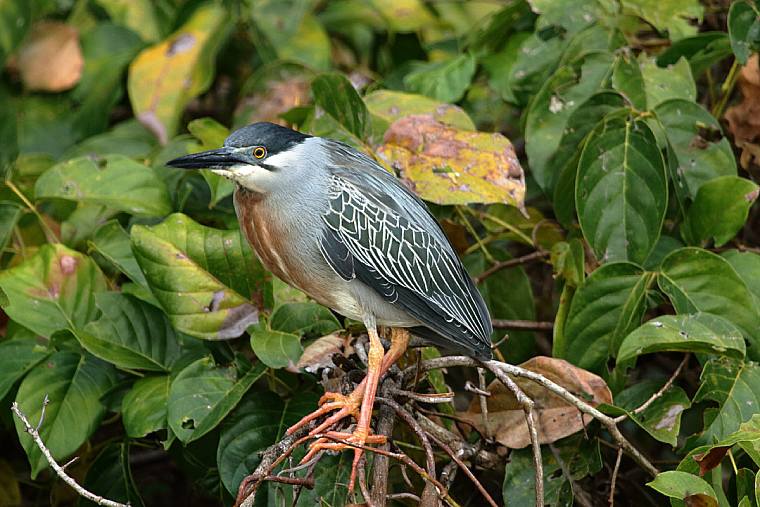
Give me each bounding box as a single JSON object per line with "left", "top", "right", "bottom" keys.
{"left": 612, "top": 52, "right": 646, "bottom": 110}
{"left": 683, "top": 176, "right": 759, "bottom": 247}
{"left": 187, "top": 117, "right": 234, "bottom": 206}
{"left": 122, "top": 375, "right": 170, "bottom": 438}
{"left": 640, "top": 56, "right": 696, "bottom": 108}
{"left": 658, "top": 248, "right": 760, "bottom": 359}
{"left": 249, "top": 1, "right": 329, "bottom": 70}
{"left": 79, "top": 292, "right": 182, "bottom": 371}
{"left": 722, "top": 250, "right": 760, "bottom": 306}
{"left": 657, "top": 32, "right": 733, "bottom": 77}
{"left": 621, "top": 0, "right": 703, "bottom": 40}
{"left": 0, "top": 244, "right": 107, "bottom": 338}
{"left": 269, "top": 302, "right": 341, "bottom": 336}
{"left": 35, "top": 155, "right": 172, "bottom": 217}
{"left": 691, "top": 357, "right": 760, "bottom": 447}
{"left": 81, "top": 443, "right": 144, "bottom": 507}
{"left": 217, "top": 390, "right": 318, "bottom": 495}
{"left": 647, "top": 471, "right": 717, "bottom": 506}
{"left": 617, "top": 313, "right": 746, "bottom": 364}
{"left": 249, "top": 328, "right": 302, "bottom": 369}
{"left": 128, "top": 3, "right": 230, "bottom": 142}
{"left": 655, "top": 99, "right": 737, "bottom": 202}
{"left": 576, "top": 119, "right": 667, "bottom": 264}
{"left": 612, "top": 381, "right": 691, "bottom": 446}
{"left": 729, "top": 0, "right": 760, "bottom": 64}
{"left": 14, "top": 352, "right": 117, "bottom": 478}
{"left": 311, "top": 72, "right": 369, "bottom": 140}
{"left": 525, "top": 52, "right": 615, "bottom": 192}
{"left": 89, "top": 220, "right": 148, "bottom": 287}
{"left": 72, "top": 23, "right": 144, "bottom": 139}
{"left": 0, "top": 201, "right": 23, "bottom": 253}
{"left": 403, "top": 54, "right": 477, "bottom": 103}
{"left": 0, "top": 337, "right": 50, "bottom": 401}
{"left": 365, "top": 89, "right": 475, "bottom": 133}
{"left": 561, "top": 263, "right": 654, "bottom": 372}
{"left": 131, "top": 213, "right": 270, "bottom": 340}
{"left": 93, "top": 0, "right": 163, "bottom": 42}
{"left": 0, "top": 0, "right": 30, "bottom": 67}
{"left": 167, "top": 357, "right": 267, "bottom": 443}
{"left": 551, "top": 92, "right": 627, "bottom": 226}
{"left": 60, "top": 204, "right": 117, "bottom": 249}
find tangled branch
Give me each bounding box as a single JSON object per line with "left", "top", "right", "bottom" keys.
{"left": 235, "top": 354, "right": 660, "bottom": 507}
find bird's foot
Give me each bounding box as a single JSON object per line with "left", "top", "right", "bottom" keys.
{"left": 301, "top": 429, "right": 387, "bottom": 491}
{"left": 286, "top": 389, "right": 363, "bottom": 436}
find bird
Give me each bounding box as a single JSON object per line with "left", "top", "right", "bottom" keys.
{"left": 167, "top": 121, "right": 493, "bottom": 490}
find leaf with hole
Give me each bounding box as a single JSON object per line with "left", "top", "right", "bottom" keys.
{"left": 617, "top": 313, "right": 746, "bottom": 364}
{"left": 168, "top": 357, "right": 267, "bottom": 443}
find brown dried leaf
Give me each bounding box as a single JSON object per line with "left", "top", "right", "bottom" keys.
{"left": 459, "top": 356, "right": 612, "bottom": 448}
{"left": 692, "top": 446, "right": 730, "bottom": 476}
{"left": 376, "top": 115, "right": 526, "bottom": 208}
{"left": 16, "top": 22, "right": 83, "bottom": 92}
{"left": 725, "top": 54, "right": 760, "bottom": 170}
{"left": 291, "top": 332, "right": 345, "bottom": 373}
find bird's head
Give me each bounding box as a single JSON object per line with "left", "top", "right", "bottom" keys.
{"left": 167, "top": 122, "right": 312, "bottom": 193}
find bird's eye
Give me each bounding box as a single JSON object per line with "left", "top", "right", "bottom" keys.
{"left": 252, "top": 146, "right": 267, "bottom": 159}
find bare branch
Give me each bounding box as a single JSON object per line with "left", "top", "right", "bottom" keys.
{"left": 614, "top": 354, "right": 689, "bottom": 423}
{"left": 609, "top": 447, "right": 623, "bottom": 507}
{"left": 491, "top": 319, "right": 554, "bottom": 331}
{"left": 11, "top": 401, "right": 130, "bottom": 507}
{"left": 475, "top": 250, "right": 550, "bottom": 284}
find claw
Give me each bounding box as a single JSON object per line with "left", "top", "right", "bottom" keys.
{"left": 286, "top": 390, "right": 363, "bottom": 436}
{"left": 301, "top": 430, "right": 387, "bottom": 490}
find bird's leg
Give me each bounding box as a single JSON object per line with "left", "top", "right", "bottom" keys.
{"left": 297, "top": 327, "right": 411, "bottom": 492}
{"left": 286, "top": 327, "right": 410, "bottom": 437}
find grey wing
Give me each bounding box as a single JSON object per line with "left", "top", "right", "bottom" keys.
{"left": 319, "top": 152, "right": 492, "bottom": 360}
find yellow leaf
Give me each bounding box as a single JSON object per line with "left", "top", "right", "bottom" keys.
{"left": 376, "top": 115, "right": 526, "bottom": 208}
{"left": 128, "top": 3, "right": 228, "bottom": 143}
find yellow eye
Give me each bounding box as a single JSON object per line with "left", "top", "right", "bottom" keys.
{"left": 252, "top": 146, "right": 266, "bottom": 159}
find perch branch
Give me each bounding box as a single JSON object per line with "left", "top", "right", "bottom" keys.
{"left": 403, "top": 357, "right": 659, "bottom": 478}
{"left": 11, "top": 401, "right": 129, "bottom": 507}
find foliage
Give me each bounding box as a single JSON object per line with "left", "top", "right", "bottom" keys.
{"left": 1, "top": 0, "right": 759, "bottom": 506}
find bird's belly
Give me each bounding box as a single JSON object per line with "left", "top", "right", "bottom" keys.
{"left": 234, "top": 191, "right": 419, "bottom": 328}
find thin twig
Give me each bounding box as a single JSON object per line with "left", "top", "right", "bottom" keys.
{"left": 475, "top": 250, "right": 550, "bottom": 284}
{"left": 614, "top": 354, "right": 689, "bottom": 423}
{"left": 376, "top": 398, "right": 436, "bottom": 480}
{"left": 390, "top": 387, "right": 455, "bottom": 404}
{"left": 609, "top": 447, "right": 623, "bottom": 507}
{"left": 11, "top": 402, "right": 129, "bottom": 507}
{"left": 403, "top": 357, "right": 659, "bottom": 478}
{"left": 426, "top": 432, "right": 499, "bottom": 507}
{"left": 476, "top": 369, "right": 492, "bottom": 441}
{"left": 491, "top": 319, "right": 554, "bottom": 331}
{"left": 4, "top": 179, "right": 60, "bottom": 243}
{"left": 262, "top": 475, "right": 314, "bottom": 488}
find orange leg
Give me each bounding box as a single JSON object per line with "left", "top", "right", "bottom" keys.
{"left": 287, "top": 327, "right": 411, "bottom": 491}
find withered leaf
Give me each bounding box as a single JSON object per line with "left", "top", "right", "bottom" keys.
{"left": 692, "top": 447, "right": 730, "bottom": 476}
{"left": 375, "top": 115, "right": 526, "bottom": 209}
{"left": 16, "top": 22, "right": 83, "bottom": 92}
{"left": 725, "top": 54, "right": 760, "bottom": 170}
{"left": 460, "top": 356, "right": 612, "bottom": 448}
{"left": 291, "top": 332, "right": 346, "bottom": 373}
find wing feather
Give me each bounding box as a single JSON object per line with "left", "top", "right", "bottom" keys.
{"left": 319, "top": 152, "right": 492, "bottom": 360}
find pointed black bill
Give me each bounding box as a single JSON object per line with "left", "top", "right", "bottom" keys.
{"left": 166, "top": 147, "right": 245, "bottom": 169}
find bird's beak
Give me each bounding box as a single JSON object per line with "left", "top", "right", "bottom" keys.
{"left": 166, "top": 147, "right": 245, "bottom": 169}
